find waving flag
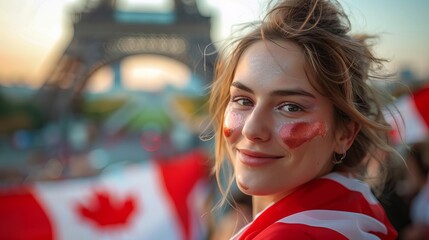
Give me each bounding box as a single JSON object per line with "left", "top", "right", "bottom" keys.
{"left": 0, "top": 149, "right": 210, "bottom": 240}
{"left": 385, "top": 85, "right": 429, "bottom": 145}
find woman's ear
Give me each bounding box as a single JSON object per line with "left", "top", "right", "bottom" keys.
{"left": 334, "top": 120, "right": 360, "bottom": 153}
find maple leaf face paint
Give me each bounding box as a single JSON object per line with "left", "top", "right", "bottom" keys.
{"left": 279, "top": 121, "right": 327, "bottom": 149}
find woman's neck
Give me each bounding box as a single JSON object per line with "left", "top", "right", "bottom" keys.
{"left": 252, "top": 194, "right": 286, "bottom": 218}
{"left": 252, "top": 196, "right": 270, "bottom": 218}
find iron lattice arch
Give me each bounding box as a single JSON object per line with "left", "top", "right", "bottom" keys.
{"left": 37, "top": 0, "right": 216, "bottom": 119}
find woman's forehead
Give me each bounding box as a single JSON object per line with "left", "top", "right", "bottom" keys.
{"left": 234, "top": 41, "right": 313, "bottom": 89}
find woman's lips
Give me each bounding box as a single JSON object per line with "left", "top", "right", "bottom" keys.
{"left": 237, "top": 149, "right": 282, "bottom": 167}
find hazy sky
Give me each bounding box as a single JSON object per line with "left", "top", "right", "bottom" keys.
{"left": 0, "top": 0, "right": 428, "bottom": 87}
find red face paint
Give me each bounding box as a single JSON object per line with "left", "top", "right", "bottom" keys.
{"left": 279, "top": 121, "right": 326, "bottom": 149}
{"left": 223, "top": 127, "right": 233, "bottom": 138}
{"left": 223, "top": 111, "right": 244, "bottom": 138}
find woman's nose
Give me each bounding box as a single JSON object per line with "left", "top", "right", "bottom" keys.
{"left": 242, "top": 107, "right": 272, "bottom": 142}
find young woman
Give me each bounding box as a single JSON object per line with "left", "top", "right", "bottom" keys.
{"left": 207, "top": 0, "right": 399, "bottom": 239}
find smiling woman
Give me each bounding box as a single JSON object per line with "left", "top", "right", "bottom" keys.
{"left": 224, "top": 40, "right": 341, "bottom": 201}
{"left": 206, "top": 0, "right": 400, "bottom": 239}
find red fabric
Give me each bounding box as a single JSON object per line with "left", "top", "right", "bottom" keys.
{"left": 255, "top": 223, "right": 348, "bottom": 240}
{"left": 76, "top": 190, "right": 137, "bottom": 227}
{"left": 412, "top": 85, "right": 429, "bottom": 127}
{"left": 157, "top": 149, "right": 209, "bottom": 240}
{"left": 0, "top": 186, "right": 53, "bottom": 240}
{"left": 236, "top": 174, "right": 397, "bottom": 240}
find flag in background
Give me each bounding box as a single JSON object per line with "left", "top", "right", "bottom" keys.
{"left": 385, "top": 85, "right": 429, "bottom": 145}
{"left": 0, "top": 149, "right": 210, "bottom": 240}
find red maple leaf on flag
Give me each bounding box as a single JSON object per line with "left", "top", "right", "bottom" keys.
{"left": 76, "top": 190, "right": 137, "bottom": 228}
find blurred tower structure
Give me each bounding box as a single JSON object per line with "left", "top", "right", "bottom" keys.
{"left": 37, "top": 0, "right": 215, "bottom": 120}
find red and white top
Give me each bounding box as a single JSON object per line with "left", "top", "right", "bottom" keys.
{"left": 232, "top": 172, "right": 397, "bottom": 240}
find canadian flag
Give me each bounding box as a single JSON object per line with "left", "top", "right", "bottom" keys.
{"left": 0, "top": 149, "right": 210, "bottom": 240}
{"left": 385, "top": 85, "right": 429, "bottom": 145}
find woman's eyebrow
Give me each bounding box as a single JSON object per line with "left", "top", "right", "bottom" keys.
{"left": 231, "top": 81, "right": 253, "bottom": 93}
{"left": 231, "top": 81, "right": 315, "bottom": 98}
{"left": 271, "top": 89, "right": 316, "bottom": 98}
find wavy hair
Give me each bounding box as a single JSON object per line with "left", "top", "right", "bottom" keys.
{"left": 207, "top": 0, "right": 398, "bottom": 201}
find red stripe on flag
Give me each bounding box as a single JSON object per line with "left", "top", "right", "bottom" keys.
{"left": 157, "top": 149, "right": 209, "bottom": 240}
{"left": 0, "top": 186, "right": 53, "bottom": 240}
{"left": 412, "top": 85, "right": 429, "bottom": 127}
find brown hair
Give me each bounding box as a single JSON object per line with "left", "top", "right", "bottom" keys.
{"left": 206, "top": 0, "right": 397, "bottom": 200}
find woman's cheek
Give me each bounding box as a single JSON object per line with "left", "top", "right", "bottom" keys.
{"left": 223, "top": 110, "right": 245, "bottom": 140}
{"left": 278, "top": 121, "right": 327, "bottom": 149}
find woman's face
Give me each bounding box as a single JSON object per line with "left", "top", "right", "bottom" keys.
{"left": 224, "top": 40, "right": 343, "bottom": 202}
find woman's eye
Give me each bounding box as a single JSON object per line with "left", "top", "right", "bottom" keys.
{"left": 279, "top": 103, "right": 303, "bottom": 112}
{"left": 233, "top": 97, "right": 253, "bottom": 106}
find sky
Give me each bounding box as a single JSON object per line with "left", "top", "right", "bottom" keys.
{"left": 0, "top": 0, "right": 428, "bottom": 87}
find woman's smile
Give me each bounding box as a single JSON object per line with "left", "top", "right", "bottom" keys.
{"left": 237, "top": 149, "right": 283, "bottom": 167}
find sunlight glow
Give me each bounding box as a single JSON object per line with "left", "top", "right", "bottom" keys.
{"left": 86, "top": 66, "right": 114, "bottom": 93}
{"left": 116, "top": 0, "right": 173, "bottom": 12}
{"left": 121, "top": 54, "right": 191, "bottom": 91}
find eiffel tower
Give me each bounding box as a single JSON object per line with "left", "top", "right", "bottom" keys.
{"left": 37, "top": 0, "right": 216, "bottom": 120}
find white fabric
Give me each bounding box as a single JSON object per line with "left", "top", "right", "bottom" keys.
{"left": 277, "top": 209, "right": 386, "bottom": 240}
{"left": 34, "top": 161, "right": 183, "bottom": 240}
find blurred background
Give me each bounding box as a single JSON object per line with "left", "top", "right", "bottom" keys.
{"left": 0, "top": 0, "right": 428, "bottom": 239}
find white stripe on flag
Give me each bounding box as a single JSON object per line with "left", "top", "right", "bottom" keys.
{"left": 277, "top": 209, "right": 386, "bottom": 240}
